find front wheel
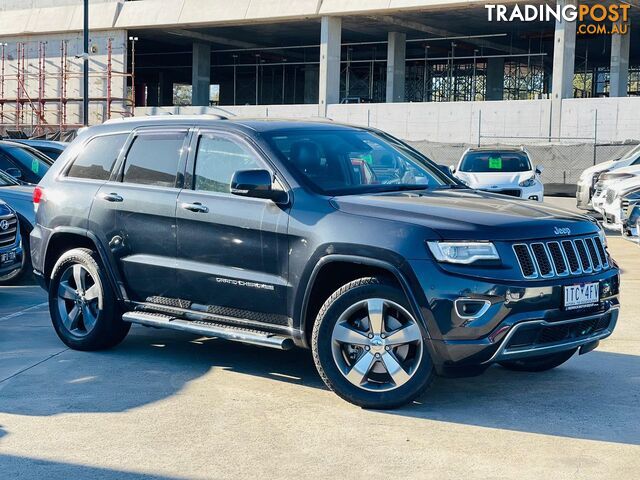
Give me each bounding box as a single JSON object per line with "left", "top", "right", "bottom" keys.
{"left": 49, "top": 248, "right": 130, "bottom": 351}
{"left": 498, "top": 348, "right": 577, "bottom": 372}
{"left": 312, "top": 277, "right": 434, "bottom": 409}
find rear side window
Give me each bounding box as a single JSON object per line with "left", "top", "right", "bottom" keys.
{"left": 67, "top": 134, "right": 128, "bottom": 180}
{"left": 194, "top": 135, "right": 262, "bottom": 193}
{"left": 123, "top": 131, "right": 187, "bottom": 188}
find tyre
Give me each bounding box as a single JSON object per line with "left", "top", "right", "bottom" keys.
{"left": 498, "top": 348, "right": 577, "bottom": 372}
{"left": 0, "top": 223, "right": 30, "bottom": 285}
{"left": 312, "top": 277, "right": 434, "bottom": 409}
{"left": 49, "top": 248, "right": 130, "bottom": 351}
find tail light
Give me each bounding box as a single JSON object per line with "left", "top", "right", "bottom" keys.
{"left": 33, "top": 186, "right": 44, "bottom": 212}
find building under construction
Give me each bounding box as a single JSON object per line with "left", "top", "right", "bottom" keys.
{"left": 0, "top": 0, "right": 638, "bottom": 142}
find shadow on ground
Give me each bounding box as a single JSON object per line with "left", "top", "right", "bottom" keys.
{"left": 0, "top": 454, "right": 183, "bottom": 479}
{"left": 0, "top": 324, "right": 638, "bottom": 445}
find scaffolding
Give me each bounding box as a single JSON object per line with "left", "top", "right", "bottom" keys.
{"left": 0, "top": 38, "right": 134, "bottom": 138}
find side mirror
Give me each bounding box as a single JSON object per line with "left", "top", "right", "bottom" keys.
{"left": 5, "top": 167, "right": 22, "bottom": 180}
{"left": 535, "top": 165, "right": 544, "bottom": 175}
{"left": 449, "top": 165, "right": 456, "bottom": 173}
{"left": 437, "top": 165, "right": 450, "bottom": 175}
{"left": 231, "top": 169, "right": 287, "bottom": 203}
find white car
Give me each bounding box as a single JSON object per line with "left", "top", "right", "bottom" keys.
{"left": 591, "top": 165, "right": 640, "bottom": 219}
{"left": 598, "top": 175, "right": 640, "bottom": 231}
{"left": 452, "top": 147, "right": 544, "bottom": 202}
{"left": 576, "top": 144, "right": 640, "bottom": 210}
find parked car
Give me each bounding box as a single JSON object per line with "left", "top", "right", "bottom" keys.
{"left": 0, "top": 198, "right": 23, "bottom": 282}
{"left": 31, "top": 116, "right": 619, "bottom": 409}
{"left": 451, "top": 146, "right": 544, "bottom": 201}
{"left": 9, "top": 139, "right": 68, "bottom": 160}
{"left": 623, "top": 201, "right": 640, "bottom": 243}
{"left": 0, "top": 169, "right": 35, "bottom": 283}
{"left": 0, "top": 140, "right": 54, "bottom": 184}
{"left": 598, "top": 177, "right": 640, "bottom": 232}
{"left": 591, "top": 165, "right": 640, "bottom": 217}
{"left": 577, "top": 144, "right": 640, "bottom": 211}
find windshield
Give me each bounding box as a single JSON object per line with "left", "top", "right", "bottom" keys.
{"left": 459, "top": 151, "right": 532, "bottom": 173}
{"left": 0, "top": 145, "right": 51, "bottom": 184}
{"left": 263, "top": 129, "right": 454, "bottom": 195}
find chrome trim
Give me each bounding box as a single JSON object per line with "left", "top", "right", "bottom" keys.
{"left": 574, "top": 239, "right": 593, "bottom": 274}
{"left": 530, "top": 242, "right": 555, "bottom": 278}
{"left": 485, "top": 307, "right": 618, "bottom": 364}
{"left": 454, "top": 298, "right": 492, "bottom": 320}
{"left": 512, "top": 243, "right": 539, "bottom": 279}
{"left": 547, "top": 241, "right": 570, "bottom": 277}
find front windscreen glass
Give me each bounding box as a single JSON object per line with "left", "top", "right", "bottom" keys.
{"left": 459, "top": 151, "right": 532, "bottom": 173}
{"left": 0, "top": 169, "right": 19, "bottom": 186}
{"left": 1, "top": 145, "right": 51, "bottom": 183}
{"left": 263, "top": 129, "right": 454, "bottom": 195}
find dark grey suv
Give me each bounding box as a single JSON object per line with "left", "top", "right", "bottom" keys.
{"left": 31, "top": 116, "right": 620, "bottom": 408}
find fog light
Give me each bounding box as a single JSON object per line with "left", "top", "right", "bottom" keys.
{"left": 528, "top": 195, "right": 539, "bottom": 201}
{"left": 454, "top": 299, "right": 491, "bottom": 319}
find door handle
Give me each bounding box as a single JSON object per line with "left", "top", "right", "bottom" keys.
{"left": 181, "top": 202, "right": 209, "bottom": 213}
{"left": 101, "top": 193, "right": 123, "bottom": 202}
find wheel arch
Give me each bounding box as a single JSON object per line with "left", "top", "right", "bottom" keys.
{"left": 298, "top": 254, "right": 430, "bottom": 349}
{"left": 42, "top": 227, "right": 127, "bottom": 303}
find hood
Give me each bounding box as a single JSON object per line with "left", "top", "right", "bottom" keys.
{"left": 455, "top": 171, "right": 533, "bottom": 189}
{"left": 0, "top": 184, "right": 34, "bottom": 201}
{"left": 331, "top": 189, "right": 598, "bottom": 241}
{"left": 611, "top": 176, "right": 640, "bottom": 196}
{"left": 581, "top": 160, "right": 616, "bottom": 178}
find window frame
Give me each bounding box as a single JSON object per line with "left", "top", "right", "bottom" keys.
{"left": 185, "top": 128, "right": 284, "bottom": 199}
{"left": 114, "top": 126, "right": 192, "bottom": 190}
{"left": 62, "top": 131, "right": 131, "bottom": 182}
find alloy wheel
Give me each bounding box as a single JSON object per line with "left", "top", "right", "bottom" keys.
{"left": 56, "top": 263, "right": 102, "bottom": 337}
{"left": 331, "top": 298, "right": 424, "bottom": 392}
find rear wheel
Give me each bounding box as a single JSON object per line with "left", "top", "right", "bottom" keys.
{"left": 498, "top": 348, "right": 577, "bottom": 372}
{"left": 312, "top": 277, "right": 434, "bottom": 409}
{"left": 49, "top": 248, "right": 130, "bottom": 351}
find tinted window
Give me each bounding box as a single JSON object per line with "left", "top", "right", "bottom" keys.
{"left": 38, "top": 147, "right": 63, "bottom": 160}
{"left": 67, "top": 134, "right": 128, "bottom": 180}
{"left": 123, "top": 132, "right": 187, "bottom": 187}
{"left": 264, "top": 129, "right": 451, "bottom": 195}
{"left": 194, "top": 135, "right": 262, "bottom": 193}
{"left": 459, "top": 151, "right": 532, "bottom": 173}
{"left": 0, "top": 145, "right": 50, "bottom": 183}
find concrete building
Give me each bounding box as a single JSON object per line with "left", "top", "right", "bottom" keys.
{"left": 0, "top": 0, "right": 638, "bottom": 143}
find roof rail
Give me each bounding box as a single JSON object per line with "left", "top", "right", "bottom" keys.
{"left": 103, "top": 113, "right": 228, "bottom": 124}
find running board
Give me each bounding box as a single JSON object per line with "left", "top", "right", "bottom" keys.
{"left": 122, "top": 311, "right": 294, "bottom": 350}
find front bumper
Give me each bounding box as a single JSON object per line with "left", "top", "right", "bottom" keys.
{"left": 405, "top": 259, "right": 620, "bottom": 375}
{"left": 0, "top": 245, "right": 23, "bottom": 276}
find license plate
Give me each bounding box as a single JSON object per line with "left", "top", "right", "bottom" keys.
{"left": 0, "top": 251, "right": 16, "bottom": 265}
{"left": 564, "top": 282, "right": 600, "bottom": 310}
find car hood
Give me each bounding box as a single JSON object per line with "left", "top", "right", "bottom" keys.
{"left": 454, "top": 171, "right": 533, "bottom": 188}
{"left": 0, "top": 185, "right": 35, "bottom": 222}
{"left": 331, "top": 189, "right": 598, "bottom": 241}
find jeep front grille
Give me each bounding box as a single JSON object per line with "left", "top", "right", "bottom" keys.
{"left": 512, "top": 235, "right": 609, "bottom": 279}
{"left": 606, "top": 189, "right": 616, "bottom": 204}
{"left": 0, "top": 213, "right": 18, "bottom": 248}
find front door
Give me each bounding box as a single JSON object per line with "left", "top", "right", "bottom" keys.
{"left": 175, "top": 130, "right": 290, "bottom": 326}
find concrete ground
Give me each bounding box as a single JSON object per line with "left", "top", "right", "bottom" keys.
{"left": 0, "top": 198, "right": 638, "bottom": 479}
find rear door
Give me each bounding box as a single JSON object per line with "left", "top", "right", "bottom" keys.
{"left": 93, "top": 127, "right": 190, "bottom": 302}
{"left": 175, "top": 129, "right": 290, "bottom": 325}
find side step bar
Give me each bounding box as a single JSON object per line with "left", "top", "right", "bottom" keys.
{"left": 122, "top": 311, "right": 294, "bottom": 350}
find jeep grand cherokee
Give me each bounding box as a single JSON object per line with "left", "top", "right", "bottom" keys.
{"left": 30, "top": 116, "right": 620, "bottom": 409}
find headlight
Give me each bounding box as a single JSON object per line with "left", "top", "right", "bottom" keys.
{"left": 519, "top": 176, "right": 536, "bottom": 188}
{"left": 427, "top": 241, "right": 500, "bottom": 264}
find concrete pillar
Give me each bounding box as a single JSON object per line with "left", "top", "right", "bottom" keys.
{"left": 304, "top": 65, "right": 319, "bottom": 104}
{"left": 386, "top": 32, "right": 406, "bottom": 103}
{"left": 551, "top": 0, "right": 577, "bottom": 137}
{"left": 485, "top": 57, "right": 505, "bottom": 101}
{"left": 319, "top": 16, "right": 341, "bottom": 115}
{"left": 158, "top": 72, "right": 173, "bottom": 106}
{"left": 147, "top": 82, "right": 159, "bottom": 107}
{"left": 192, "top": 42, "right": 211, "bottom": 106}
{"left": 610, "top": 21, "right": 630, "bottom": 97}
